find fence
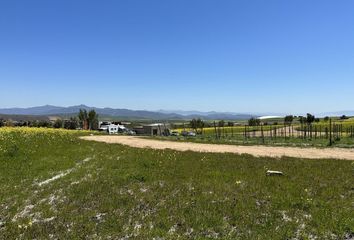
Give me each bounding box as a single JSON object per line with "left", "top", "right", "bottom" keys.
{"left": 194, "top": 120, "right": 354, "bottom": 146}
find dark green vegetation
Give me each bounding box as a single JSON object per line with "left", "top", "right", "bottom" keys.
{"left": 0, "top": 128, "right": 353, "bottom": 239}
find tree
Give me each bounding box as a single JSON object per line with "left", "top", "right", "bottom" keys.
{"left": 64, "top": 117, "right": 79, "bottom": 130}
{"left": 88, "top": 110, "right": 98, "bottom": 130}
{"left": 78, "top": 109, "right": 88, "bottom": 130}
{"left": 248, "top": 117, "right": 260, "bottom": 126}
{"left": 340, "top": 115, "right": 348, "bottom": 120}
{"left": 53, "top": 119, "right": 63, "bottom": 128}
{"left": 227, "top": 121, "right": 234, "bottom": 127}
{"left": 5, "top": 120, "right": 14, "bottom": 127}
{"left": 218, "top": 120, "right": 225, "bottom": 128}
{"left": 190, "top": 118, "right": 198, "bottom": 133}
{"left": 190, "top": 118, "right": 205, "bottom": 134}
{"left": 306, "top": 113, "right": 315, "bottom": 125}
{"left": 37, "top": 120, "right": 52, "bottom": 128}
{"left": 298, "top": 116, "right": 305, "bottom": 124}
{"left": 324, "top": 116, "right": 329, "bottom": 122}
{"left": 284, "top": 115, "right": 294, "bottom": 126}
{"left": 196, "top": 118, "right": 205, "bottom": 134}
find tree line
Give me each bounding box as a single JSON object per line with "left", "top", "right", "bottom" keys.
{"left": 0, "top": 109, "right": 99, "bottom": 130}
{"left": 185, "top": 113, "right": 324, "bottom": 133}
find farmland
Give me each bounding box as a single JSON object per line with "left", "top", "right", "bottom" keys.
{"left": 166, "top": 117, "right": 354, "bottom": 148}
{"left": 173, "top": 125, "right": 285, "bottom": 135}
{"left": 154, "top": 133, "right": 354, "bottom": 148}
{"left": 0, "top": 127, "right": 353, "bottom": 239}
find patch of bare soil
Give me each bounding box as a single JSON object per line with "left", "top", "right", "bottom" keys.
{"left": 81, "top": 136, "right": 354, "bottom": 160}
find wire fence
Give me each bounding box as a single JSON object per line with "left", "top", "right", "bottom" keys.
{"left": 189, "top": 120, "right": 354, "bottom": 146}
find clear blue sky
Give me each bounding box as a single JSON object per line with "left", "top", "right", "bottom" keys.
{"left": 1, "top": 0, "right": 353, "bottom": 114}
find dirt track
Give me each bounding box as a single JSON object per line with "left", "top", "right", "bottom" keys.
{"left": 81, "top": 136, "right": 354, "bottom": 160}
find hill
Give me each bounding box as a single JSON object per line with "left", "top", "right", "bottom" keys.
{"left": 0, "top": 105, "right": 255, "bottom": 120}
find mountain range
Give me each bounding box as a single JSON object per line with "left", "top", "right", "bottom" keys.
{"left": 0, "top": 105, "right": 256, "bottom": 120}
{"left": 0, "top": 105, "right": 352, "bottom": 121}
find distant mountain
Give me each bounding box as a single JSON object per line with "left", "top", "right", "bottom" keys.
{"left": 157, "top": 109, "right": 230, "bottom": 116}
{"left": 317, "top": 111, "right": 354, "bottom": 117}
{"left": 0, "top": 105, "right": 256, "bottom": 120}
{"left": 0, "top": 105, "right": 66, "bottom": 115}
{"left": 2, "top": 105, "right": 351, "bottom": 121}
{"left": 187, "top": 113, "right": 256, "bottom": 120}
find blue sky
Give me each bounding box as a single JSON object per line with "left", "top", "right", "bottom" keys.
{"left": 0, "top": 0, "right": 353, "bottom": 114}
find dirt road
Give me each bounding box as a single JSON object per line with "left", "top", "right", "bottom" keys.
{"left": 81, "top": 136, "right": 354, "bottom": 160}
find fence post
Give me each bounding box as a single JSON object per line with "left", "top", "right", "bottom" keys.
{"left": 329, "top": 119, "right": 332, "bottom": 146}
{"left": 213, "top": 121, "right": 217, "bottom": 139}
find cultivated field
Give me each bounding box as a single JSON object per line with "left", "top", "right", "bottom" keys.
{"left": 169, "top": 121, "right": 354, "bottom": 148}
{"left": 0, "top": 127, "right": 353, "bottom": 239}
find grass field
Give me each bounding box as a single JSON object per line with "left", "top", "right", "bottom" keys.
{"left": 173, "top": 125, "right": 285, "bottom": 135}
{"left": 0, "top": 127, "right": 353, "bottom": 239}
{"left": 296, "top": 118, "right": 354, "bottom": 133}
{"left": 154, "top": 134, "right": 354, "bottom": 148}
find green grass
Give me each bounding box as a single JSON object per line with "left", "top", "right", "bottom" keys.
{"left": 153, "top": 134, "right": 354, "bottom": 148}
{"left": 296, "top": 119, "right": 354, "bottom": 133}
{"left": 173, "top": 125, "right": 284, "bottom": 135}
{"left": 0, "top": 127, "right": 353, "bottom": 239}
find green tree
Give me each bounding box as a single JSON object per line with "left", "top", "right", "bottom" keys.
{"left": 298, "top": 116, "right": 305, "bottom": 124}
{"left": 190, "top": 118, "right": 198, "bottom": 133}
{"left": 218, "top": 120, "right": 225, "bottom": 128}
{"left": 306, "top": 113, "right": 315, "bottom": 125}
{"left": 284, "top": 115, "right": 294, "bottom": 126}
{"left": 5, "top": 120, "right": 14, "bottom": 127}
{"left": 196, "top": 118, "right": 205, "bottom": 134}
{"left": 340, "top": 115, "right": 348, "bottom": 120}
{"left": 37, "top": 120, "right": 52, "bottom": 128}
{"left": 53, "top": 119, "right": 63, "bottom": 128}
{"left": 248, "top": 118, "right": 260, "bottom": 126}
{"left": 64, "top": 117, "right": 79, "bottom": 130}
{"left": 78, "top": 109, "right": 88, "bottom": 130}
{"left": 88, "top": 110, "right": 99, "bottom": 130}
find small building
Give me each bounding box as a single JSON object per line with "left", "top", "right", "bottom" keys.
{"left": 132, "top": 126, "right": 145, "bottom": 135}
{"left": 141, "top": 123, "right": 170, "bottom": 136}
{"left": 48, "top": 116, "right": 61, "bottom": 123}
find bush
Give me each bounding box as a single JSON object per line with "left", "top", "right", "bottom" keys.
{"left": 64, "top": 118, "right": 79, "bottom": 130}
{"left": 53, "top": 119, "right": 63, "bottom": 128}
{"left": 248, "top": 117, "right": 260, "bottom": 126}
{"left": 340, "top": 115, "right": 349, "bottom": 120}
